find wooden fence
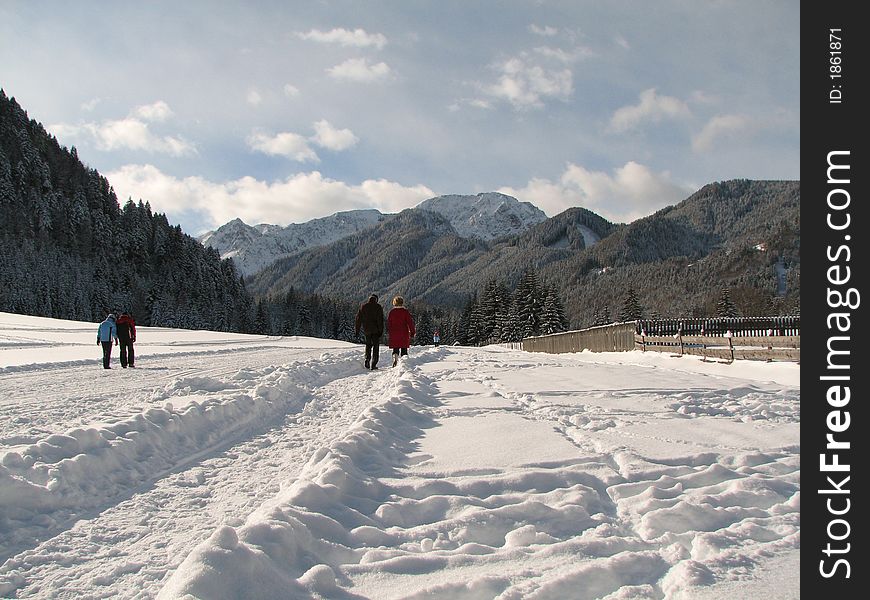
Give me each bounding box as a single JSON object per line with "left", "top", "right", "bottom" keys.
{"left": 522, "top": 322, "right": 637, "bottom": 354}
{"left": 635, "top": 316, "right": 800, "bottom": 337}
{"left": 522, "top": 317, "right": 800, "bottom": 363}
{"left": 635, "top": 333, "right": 800, "bottom": 362}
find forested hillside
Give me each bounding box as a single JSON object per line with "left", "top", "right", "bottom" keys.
{"left": 251, "top": 180, "right": 799, "bottom": 328}
{"left": 0, "top": 90, "right": 252, "bottom": 330}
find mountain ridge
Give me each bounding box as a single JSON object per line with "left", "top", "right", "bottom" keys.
{"left": 248, "top": 179, "right": 799, "bottom": 326}
{"left": 199, "top": 192, "right": 551, "bottom": 276}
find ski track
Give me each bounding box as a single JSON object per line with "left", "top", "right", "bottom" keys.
{"left": 0, "top": 345, "right": 387, "bottom": 597}
{"left": 154, "top": 348, "right": 799, "bottom": 599}
{"left": 0, "top": 346, "right": 800, "bottom": 599}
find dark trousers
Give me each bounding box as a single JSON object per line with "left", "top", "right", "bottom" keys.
{"left": 120, "top": 339, "right": 135, "bottom": 367}
{"left": 392, "top": 347, "right": 408, "bottom": 357}
{"left": 101, "top": 341, "right": 113, "bottom": 369}
{"left": 365, "top": 334, "right": 380, "bottom": 367}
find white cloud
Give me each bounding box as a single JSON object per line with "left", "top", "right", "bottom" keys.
{"left": 48, "top": 101, "right": 195, "bottom": 157}
{"left": 283, "top": 84, "right": 300, "bottom": 97}
{"left": 533, "top": 45, "right": 593, "bottom": 63}
{"left": 692, "top": 114, "right": 753, "bottom": 152}
{"left": 327, "top": 58, "right": 391, "bottom": 82}
{"left": 81, "top": 97, "right": 102, "bottom": 112}
{"left": 298, "top": 28, "right": 387, "bottom": 49}
{"left": 311, "top": 120, "right": 359, "bottom": 151}
{"left": 609, "top": 88, "right": 691, "bottom": 132}
{"left": 247, "top": 131, "right": 319, "bottom": 162}
{"left": 106, "top": 164, "right": 434, "bottom": 230}
{"left": 246, "top": 89, "right": 263, "bottom": 106}
{"left": 133, "top": 100, "right": 173, "bottom": 122}
{"left": 529, "top": 24, "right": 558, "bottom": 37}
{"left": 499, "top": 161, "right": 692, "bottom": 223}
{"left": 485, "top": 56, "right": 573, "bottom": 109}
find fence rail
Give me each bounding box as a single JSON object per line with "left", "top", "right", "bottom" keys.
{"left": 635, "top": 316, "right": 800, "bottom": 337}
{"left": 522, "top": 322, "right": 637, "bottom": 354}
{"left": 635, "top": 334, "right": 800, "bottom": 362}
{"left": 521, "top": 317, "right": 800, "bottom": 363}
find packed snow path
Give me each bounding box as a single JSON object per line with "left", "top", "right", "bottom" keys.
{"left": 0, "top": 315, "right": 800, "bottom": 598}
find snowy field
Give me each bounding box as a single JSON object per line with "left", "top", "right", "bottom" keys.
{"left": 0, "top": 312, "right": 800, "bottom": 599}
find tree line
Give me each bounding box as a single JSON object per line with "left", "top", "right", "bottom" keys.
{"left": 0, "top": 89, "right": 252, "bottom": 330}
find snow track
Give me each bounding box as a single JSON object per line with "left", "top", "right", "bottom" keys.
{"left": 0, "top": 316, "right": 800, "bottom": 598}
{"left": 1, "top": 343, "right": 383, "bottom": 597}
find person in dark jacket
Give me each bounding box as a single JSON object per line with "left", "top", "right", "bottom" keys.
{"left": 116, "top": 312, "right": 137, "bottom": 368}
{"left": 355, "top": 294, "right": 384, "bottom": 370}
{"left": 96, "top": 314, "right": 118, "bottom": 369}
{"left": 387, "top": 295, "right": 415, "bottom": 367}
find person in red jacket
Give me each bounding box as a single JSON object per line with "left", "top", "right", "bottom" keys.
{"left": 387, "top": 295, "right": 415, "bottom": 367}
{"left": 116, "top": 312, "right": 137, "bottom": 368}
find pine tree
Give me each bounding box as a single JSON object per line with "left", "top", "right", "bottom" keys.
{"left": 592, "top": 305, "right": 612, "bottom": 326}
{"left": 618, "top": 288, "right": 644, "bottom": 322}
{"left": 458, "top": 294, "right": 476, "bottom": 345}
{"left": 515, "top": 268, "right": 543, "bottom": 337}
{"left": 716, "top": 288, "right": 739, "bottom": 317}
{"left": 541, "top": 285, "right": 569, "bottom": 334}
{"left": 415, "top": 310, "right": 433, "bottom": 345}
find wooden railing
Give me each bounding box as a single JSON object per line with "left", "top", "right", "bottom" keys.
{"left": 635, "top": 316, "right": 800, "bottom": 337}
{"left": 522, "top": 322, "right": 637, "bottom": 354}
{"left": 522, "top": 317, "right": 800, "bottom": 363}
{"left": 635, "top": 333, "right": 800, "bottom": 362}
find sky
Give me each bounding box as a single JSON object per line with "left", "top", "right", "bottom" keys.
{"left": 0, "top": 311, "right": 799, "bottom": 597}
{"left": 0, "top": 1, "right": 800, "bottom": 235}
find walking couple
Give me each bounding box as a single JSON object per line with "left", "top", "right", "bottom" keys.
{"left": 96, "top": 311, "right": 137, "bottom": 369}
{"left": 354, "top": 294, "right": 416, "bottom": 369}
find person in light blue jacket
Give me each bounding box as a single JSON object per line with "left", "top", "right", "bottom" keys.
{"left": 97, "top": 314, "right": 119, "bottom": 369}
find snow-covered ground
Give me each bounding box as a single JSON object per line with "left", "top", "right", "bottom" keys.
{"left": 0, "top": 312, "right": 800, "bottom": 599}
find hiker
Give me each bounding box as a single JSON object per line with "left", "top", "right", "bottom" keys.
{"left": 433, "top": 329, "right": 440, "bottom": 347}
{"left": 96, "top": 313, "right": 119, "bottom": 369}
{"left": 355, "top": 293, "right": 384, "bottom": 370}
{"left": 387, "top": 295, "right": 416, "bottom": 367}
{"left": 116, "top": 312, "right": 137, "bottom": 368}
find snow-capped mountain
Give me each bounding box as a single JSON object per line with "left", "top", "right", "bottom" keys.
{"left": 201, "top": 193, "right": 548, "bottom": 276}
{"left": 198, "top": 209, "right": 385, "bottom": 276}
{"left": 416, "top": 192, "right": 547, "bottom": 240}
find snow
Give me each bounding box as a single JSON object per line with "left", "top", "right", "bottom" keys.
{"left": 198, "top": 209, "right": 384, "bottom": 276}
{"left": 415, "top": 192, "right": 548, "bottom": 240}
{"left": 0, "top": 311, "right": 799, "bottom": 598}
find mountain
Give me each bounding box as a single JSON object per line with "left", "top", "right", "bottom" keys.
{"left": 416, "top": 192, "right": 547, "bottom": 240}
{"left": 199, "top": 209, "right": 385, "bottom": 276}
{"left": 249, "top": 180, "right": 799, "bottom": 326}
{"left": 202, "top": 192, "right": 548, "bottom": 277}
{"left": 248, "top": 209, "right": 489, "bottom": 306}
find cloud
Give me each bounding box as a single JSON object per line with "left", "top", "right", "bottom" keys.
{"left": 692, "top": 114, "right": 753, "bottom": 152}
{"left": 48, "top": 101, "right": 195, "bottom": 156}
{"left": 247, "top": 131, "right": 319, "bottom": 162}
{"left": 532, "top": 45, "right": 593, "bottom": 64}
{"left": 298, "top": 28, "right": 387, "bottom": 49}
{"left": 311, "top": 120, "right": 359, "bottom": 151}
{"left": 106, "top": 164, "right": 434, "bottom": 230}
{"left": 529, "top": 24, "right": 558, "bottom": 37}
{"left": 499, "top": 161, "right": 692, "bottom": 223}
{"left": 609, "top": 88, "right": 691, "bottom": 132}
{"left": 133, "top": 100, "right": 173, "bottom": 122}
{"left": 327, "top": 58, "right": 391, "bottom": 82}
{"left": 283, "top": 84, "right": 300, "bottom": 97}
{"left": 485, "top": 56, "right": 573, "bottom": 109}
{"left": 246, "top": 89, "right": 263, "bottom": 106}
{"left": 81, "top": 97, "right": 102, "bottom": 112}
{"left": 247, "top": 120, "right": 359, "bottom": 160}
